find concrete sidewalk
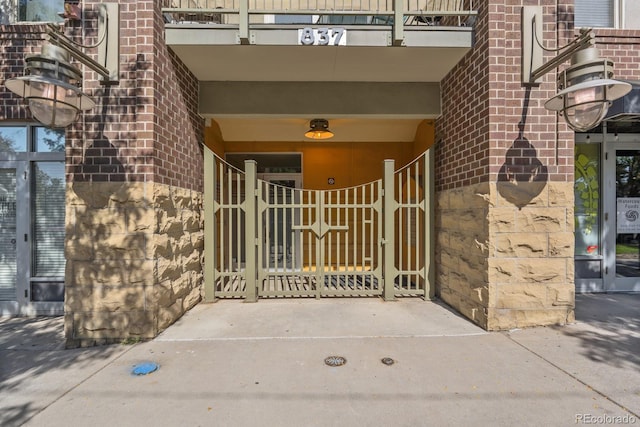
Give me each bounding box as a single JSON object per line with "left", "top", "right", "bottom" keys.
{"left": 1, "top": 295, "right": 639, "bottom": 427}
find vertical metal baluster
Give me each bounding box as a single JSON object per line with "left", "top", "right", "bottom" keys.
{"left": 344, "top": 188, "right": 349, "bottom": 273}
{"left": 227, "top": 167, "right": 233, "bottom": 287}
{"left": 398, "top": 168, "right": 404, "bottom": 291}
{"left": 276, "top": 183, "right": 282, "bottom": 289}
{"left": 238, "top": 168, "right": 244, "bottom": 292}
{"left": 235, "top": 167, "right": 242, "bottom": 292}
{"left": 236, "top": 169, "right": 241, "bottom": 281}
{"left": 302, "top": 194, "right": 307, "bottom": 289}
{"left": 286, "top": 186, "right": 291, "bottom": 273}
{"left": 413, "top": 161, "right": 419, "bottom": 290}
{"left": 223, "top": 162, "right": 229, "bottom": 293}
{"left": 326, "top": 190, "right": 330, "bottom": 293}
{"left": 358, "top": 183, "right": 363, "bottom": 277}
{"left": 336, "top": 190, "right": 341, "bottom": 277}
{"left": 368, "top": 182, "right": 374, "bottom": 288}
{"left": 363, "top": 183, "right": 368, "bottom": 290}
{"left": 317, "top": 190, "right": 323, "bottom": 297}
{"left": 218, "top": 161, "right": 224, "bottom": 291}
{"left": 378, "top": 179, "right": 383, "bottom": 291}
{"left": 294, "top": 187, "right": 300, "bottom": 276}
{"left": 256, "top": 179, "right": 261, "bottom": 294}
{"left": 276, "top": 184, "right": 281, "bottom": 277}
{"left": 266, "top": 183, "right": 272, "bottom": 290}
{"left": 351, "top": 186, "right": 356, "bottom": 273}
{"left": 307, "top": 192, "right": 313, "bottom": 290}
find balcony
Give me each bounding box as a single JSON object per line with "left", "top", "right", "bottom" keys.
{"left": 162, "top": 0, "right": 476, "bottom": 82}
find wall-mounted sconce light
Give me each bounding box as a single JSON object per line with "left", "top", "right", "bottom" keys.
{"left": 5, "top": 3, "right": 119, "bottom": 128}
{"left": 304, "top": 119, "right": 334, "bottom": 140}
{"left": 522, "top": 6, "right": 631, "bottom": 132}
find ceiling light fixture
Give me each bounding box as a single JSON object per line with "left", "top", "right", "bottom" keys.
{"left": 304, "top": 118, "right": 334, "bottom": 140}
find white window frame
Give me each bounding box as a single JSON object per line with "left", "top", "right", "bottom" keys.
{"left": 0, "top": 0, "right": 64, "bottom": 25}
{"left": 574, "top": 0, "right": 626, "bottom": 29}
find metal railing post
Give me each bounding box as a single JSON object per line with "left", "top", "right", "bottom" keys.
{"left": 316, "top": 190, "right": 325, "bottom": 298}
{"left": 239, "top": 0, "right": 249, "bottom": 44}
{"left": 383, "top": 159, "right": 397, "bottom": 301}
{"left": 204, "top": 147, "right": 216, "bottom": 302}
{"left": 392, "top": 0, "right": 404, "bottom": 46}
{"left": 244, "top": 160, "right": 258, "bottom": 301}
{"left": 424, "top": 149, "right": 435, "bottom": 300}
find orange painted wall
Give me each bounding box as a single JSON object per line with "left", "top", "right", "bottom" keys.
{"left": 205, "top": 122, "right": 225, "bottom": 156}
{"left": 413, "top": 120, "right": 436, "bottom": 158}
{"left": 211, "top": 119, "right": 435, "bottom": 189}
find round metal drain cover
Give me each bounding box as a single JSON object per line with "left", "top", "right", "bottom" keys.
{"left": 132, "top": 362, "right": 159, "bottom": 376}
{"left": 324, "top": 356, "right": 347, "bottom": 367}
{"left": 381, "top": 357, "right": 395, "bottom": 366}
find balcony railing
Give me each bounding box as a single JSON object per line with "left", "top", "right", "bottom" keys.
{"left": 162, "top": 0, "right": 476, "bottom": 45}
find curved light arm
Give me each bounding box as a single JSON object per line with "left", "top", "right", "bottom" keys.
{"left": 522, "top": 6, "right": 595, "bottom": 85}
{"left": 46, "top": 3, "right": 119, "bottom": 83}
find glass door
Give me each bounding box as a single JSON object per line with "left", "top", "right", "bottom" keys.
{"left": 0, "top": 162, "right": 28, "bottom": 312}
{"left": 607, "top": 143, "right": 640, "bottom": 291}
{"left": 575, "top": 140, "right": 604, "bottom": 291}
{"left": 0, "top": 124, "right": 65, "bottom": 315}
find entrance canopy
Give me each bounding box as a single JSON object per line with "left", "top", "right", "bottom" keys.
{"left": 163, "top": 0, "right": 476, "bottom": 141}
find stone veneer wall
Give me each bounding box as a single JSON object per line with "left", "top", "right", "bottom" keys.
{"left": 436, "top": 1, "right": 576, "bottom": 330}
{"left": 438, "top": 182, "right": 574, "bottom": 329}
{"left": 64, "top": 1, "right": 204, "bottom": 347}
{"left": 64, "top": 182, "right": 202, "bottom": 344}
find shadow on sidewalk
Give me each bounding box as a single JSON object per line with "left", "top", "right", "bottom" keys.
{"left": 558, "top": 294, "right": 640, "bottom": 370}
{"left": 0, "top": 316, "right": 121, "bottom": 427}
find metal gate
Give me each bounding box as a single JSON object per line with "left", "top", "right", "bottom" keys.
{"left": 203, "top": 150, "right": 434, "bottom": 301}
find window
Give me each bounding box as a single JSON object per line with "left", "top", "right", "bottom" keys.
{"left": 0, "top": 0, "right": 64, "bottom": 24}
{"left": 0, "top": 124, "right": 65, "bottom": 306}
{"left": 575, "top": 142, "right": 602, "bottom": 279}
{"left": 575, "top": 0, "right": 640, "bottom": 29}
{"left": 0, "top": 125, "right": 64, "bottom": 155}
{"left": 575, "top": 0, "right": 614, "bottom": 28}
{"left": 0, "top": 126, "right": 27, "bottom": 153}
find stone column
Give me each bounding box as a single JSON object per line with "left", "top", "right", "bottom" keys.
{"left": 436, "top": 1, "right": 575, "bottom": 330}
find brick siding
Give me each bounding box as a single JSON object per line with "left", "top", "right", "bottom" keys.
{"left": 436, "top": 1, "right": 577, "bottom": 192}
{"left": 437, "top": 2, "right": 640, "bottom": 194}
{"left": 66, "top": 1, "right": 203, "bottom": 191}
{"left": 596, "top": 30, "right": 640, "bottom": 81}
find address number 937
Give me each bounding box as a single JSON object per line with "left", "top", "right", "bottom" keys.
{"left": 298, "top": 27, "right": 347, "bottom": 46}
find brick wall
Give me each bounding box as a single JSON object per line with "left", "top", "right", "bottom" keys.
{"left": 151, "top": 1, "right": 204, "bottom": 190}
{"left": 596, "top": 30, "right": 640, "bottom": 81}
{"left": 437, "top": 0, "right": 576, "bottom": 192}
{"left": 435, "top": 0, "right": 489, "bottom": 190}
{"left": 66, "top": 1, "right": 203, "bottom": 189}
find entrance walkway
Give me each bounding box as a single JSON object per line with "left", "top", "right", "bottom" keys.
{"left": 1, "top": 295, "right": 639, "bottom": 426}
{"left": 156, "top": 298, "right": 485, "bottom": 341}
